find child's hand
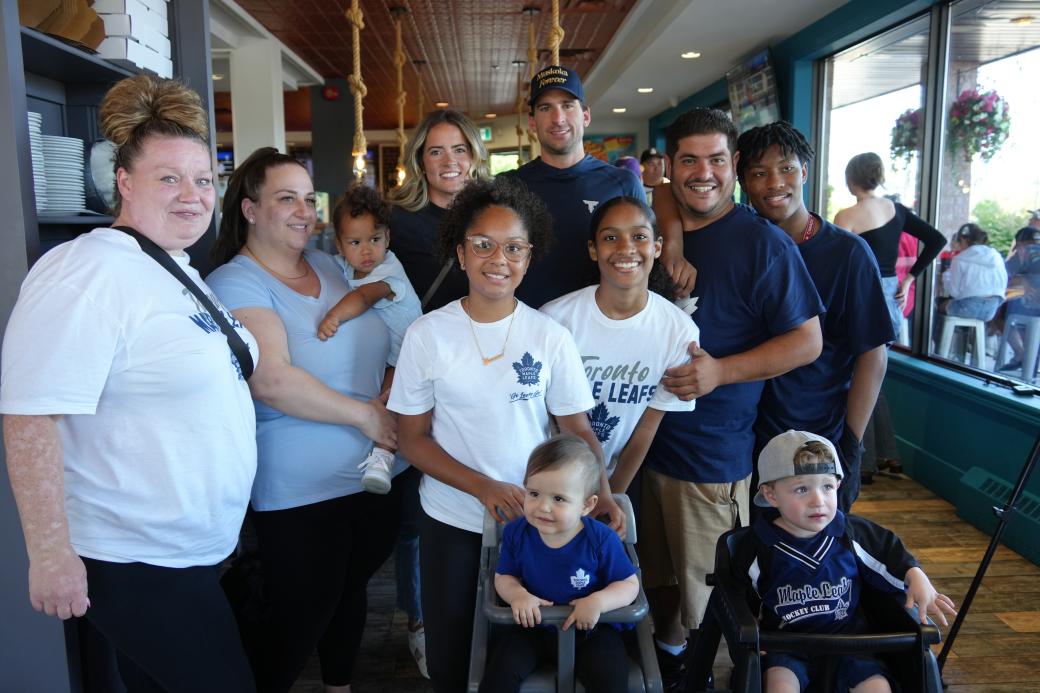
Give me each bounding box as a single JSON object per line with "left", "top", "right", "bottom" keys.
{"left": 317, "top": 314, "right": 341, "bottom": 341}
{"left": 510, "top": 591, "right": 553, "bottom": 628}
{"left": 563, "top": 594, "right": 603, "bottom": 631}
{"left": 905, "top": 566, "right": 958, "bottom": 626}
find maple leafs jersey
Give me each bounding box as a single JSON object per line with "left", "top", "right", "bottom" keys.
{"left": 737, "top": 510, "right": 919, "bottom": 635}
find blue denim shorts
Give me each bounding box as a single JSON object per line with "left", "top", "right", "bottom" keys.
{"left": 763, "top": 651, "right": 890, "bottom": 691}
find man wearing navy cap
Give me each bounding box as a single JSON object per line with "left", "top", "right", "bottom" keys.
{"left": 640, "top": 147, "right": 665, "bottom": 204}
{"left": 506, "top": 65, "right": 646, "bottom": 307}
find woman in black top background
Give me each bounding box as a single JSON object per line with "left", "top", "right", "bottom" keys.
{"left": 834, "top": 152, "right": 945, "bottom": 337}
{"left": 832, "top": 150, "right": 948, "bottom": 337}
{"left": 833, "top": 152, "right": 946, "bottom": 483}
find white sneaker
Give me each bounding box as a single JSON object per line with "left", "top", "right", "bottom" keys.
{"left": 408, "top": 625, "right": 429, "bottom": 679}
{"left": 359, "top": 448, "right": 394, "bottom": 494}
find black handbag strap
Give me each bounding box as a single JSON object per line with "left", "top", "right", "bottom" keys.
{"left": 114, "top": 226, "right": 254, "bottom": 380}
{"left": 420, "top": 258, "right": 454, "bottom": 310}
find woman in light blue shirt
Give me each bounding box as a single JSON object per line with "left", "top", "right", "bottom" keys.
{"left": 208, "top": 147, "right": 404, "bottom": 693}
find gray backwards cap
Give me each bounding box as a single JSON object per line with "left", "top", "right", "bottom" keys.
{"left": 753, "top": 430, "right": 841, "bottom": 507}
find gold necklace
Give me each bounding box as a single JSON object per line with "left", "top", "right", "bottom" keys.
{"left": 463, "top": 297, "right": 517, "bottom": 365}
{"left": 243, "top": 245, "right": 309, "bottom": 280}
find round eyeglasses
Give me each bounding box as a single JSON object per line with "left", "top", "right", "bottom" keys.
{"left": 464, "top": 235, "right": 533, "bottom": 262}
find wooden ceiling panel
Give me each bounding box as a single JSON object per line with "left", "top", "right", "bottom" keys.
{"left": 233, "top": 0, "right": 636, "bottom": 129}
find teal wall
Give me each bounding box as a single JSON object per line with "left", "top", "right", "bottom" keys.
{"left": 648, "top": 0, "right": 937, "bottom": 146}
{"left": 885, "top": 353, "right": 1040, "bottom": 565}
{"left": 648, "top": 0, "right": 1040, "bottom": 565}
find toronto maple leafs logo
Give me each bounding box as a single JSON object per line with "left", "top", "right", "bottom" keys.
{"left": 833, "top": 596, "right": 850, "bottom": 621}
{"left": 587, "top": 402, "right": 620, "bottom": 443}
{"left": 570, "top": 568, "right": 591, "bottom": 589}
{"left": 513, "top": 351, "right": 542, "bottom": 385}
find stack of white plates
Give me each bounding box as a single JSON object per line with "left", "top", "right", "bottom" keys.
{"left": 42, "top": 135, "right": 86, "bottom": 214}
{"left": 27, "top": 112, "right": 46, "bottom": 213}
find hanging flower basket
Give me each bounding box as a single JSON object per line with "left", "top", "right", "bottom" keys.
{"left": 947, "top": 88, "right": 1010, "bottom": 163}
{"left": 890, "top": 108, "right": 922, "bottom": 168}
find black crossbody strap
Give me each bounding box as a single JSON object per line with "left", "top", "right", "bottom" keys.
{"left": 114, "top": 226, "right": 254, "bottom": 380}
{"left": 420, "top": 258, "right": 454, "bottom": 310}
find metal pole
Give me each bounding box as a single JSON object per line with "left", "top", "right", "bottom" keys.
{"left": 937, "top": 432, "right": 1040, "bottom": 671}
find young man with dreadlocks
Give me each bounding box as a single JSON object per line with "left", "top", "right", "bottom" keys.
{"left": 738, "top": 122, "right": 894, "bottom": 512}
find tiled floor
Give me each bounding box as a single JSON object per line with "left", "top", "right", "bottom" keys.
{"left": 290, "top": 473, "right": 1040, "bottom": 692}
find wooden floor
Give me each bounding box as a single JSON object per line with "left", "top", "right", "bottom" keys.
{"left": 290, "top": 473, "right": 1040, "bottom": 692}
{"left": 854, "top": 473, "right": 1040, "bottom": 693}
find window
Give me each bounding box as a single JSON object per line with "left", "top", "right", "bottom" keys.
{"left": 818, "top": 17, "right": 931, "bottom": 348}
{"left": 820, "top": 17, "right": 931, "bottom": 222}
{"left": 930, "top": 0, "right": 1040, "bottom": 385}
{"left": 816, "top": 0, "right": 1040, "bottom": 387}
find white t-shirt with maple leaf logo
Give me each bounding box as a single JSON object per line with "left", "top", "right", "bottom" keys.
{"left": 541, "top": 286, "right": 699, "bottom": 474}
{"left": 389, "top": 299, "right": 594, "bottom": 533}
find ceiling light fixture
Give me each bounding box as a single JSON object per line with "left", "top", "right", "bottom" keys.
{"left": 435, "top": 101, "right": 449, "bottom": 108}
{"left": 1010, "top": 15, "right": 1035, "bottom": 24}
{"left": 637, "top": 87, "right": 653, "bottom": 93}
{"left": 485, "top": 113, "right": 497, "bottom": 119}
{"left": 212, "top": 73, "right": 224, "bottom": 80}
{"left": 612, "top": 107, "right": 627, "bottom": 113}
{"left": 681, "top": 51, "right": 701, "bottom": 59}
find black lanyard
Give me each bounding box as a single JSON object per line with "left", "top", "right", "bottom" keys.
{"left": 113, "top": 226, "right": 254, "bottom": 380}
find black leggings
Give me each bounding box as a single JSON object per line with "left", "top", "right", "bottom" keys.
{"left": 479, "top": 625, "right": 630, "bottom": 693}
{"left": 81, "top": 558, "right": 254, "bottom": 693}
{"left": 419, "top": 510, "right": 483, "bottom": 693}
{"left": 251, "top": 484, "right": 403, "bottom": 692}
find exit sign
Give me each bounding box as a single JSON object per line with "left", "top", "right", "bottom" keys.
{"left": 479, "top": 126, "right": 493, "bottom": 142}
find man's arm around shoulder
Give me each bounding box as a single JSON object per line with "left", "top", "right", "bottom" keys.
{"left": 663, "top": 317, "right": 822, "bottom": 401}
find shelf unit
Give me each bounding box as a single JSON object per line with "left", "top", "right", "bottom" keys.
{"left": 18, "top": 26, "right": 140, "bottom": 257}
{"left": 4, "top": 3, "right": 218, "bottom": 269}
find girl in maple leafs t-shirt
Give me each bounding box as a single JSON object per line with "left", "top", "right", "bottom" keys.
{"left": 388, "top": 178, "right": 621, "bottom": 692}
{"left": 541, "top": 196, "right": 700, "bottom": 494}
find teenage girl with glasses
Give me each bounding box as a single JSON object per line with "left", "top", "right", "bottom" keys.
{"left": 388, "top": 177, "right": 623, "bottom": 692}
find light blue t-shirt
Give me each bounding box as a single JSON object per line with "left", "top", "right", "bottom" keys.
{"left": 333, "top": 249, "right": 422, "bottom": 367}
{"left": 208, "top": 249, "right": 405, "bottom": 511}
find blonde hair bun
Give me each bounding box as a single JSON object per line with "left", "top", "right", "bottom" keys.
{"left": 99, "top": 75, "right": 208, "bottom": 147}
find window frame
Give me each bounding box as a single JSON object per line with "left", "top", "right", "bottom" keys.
{"left": 811, "top": 0, "right": 1040, "bottom": 394}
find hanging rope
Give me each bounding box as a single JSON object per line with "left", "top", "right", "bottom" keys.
{"left": 525, "top": 9, "right": 539, "bottom": 159}
{"left": 414, "top": 60, "right": 426, "bottom": 119}
{"left": 391, "top": 9, "right": 407, "bottom": 182}
{"left": 346, "top": 0, "right": 367, "bottom": 177}
{"left": 515, "top": 64, "right": 525, "bottom": 163}
{"left": 549, "top": 0, "right": 564, "bottom": 66}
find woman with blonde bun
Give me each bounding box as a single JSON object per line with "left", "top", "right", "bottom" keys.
{"left": 0, "top": 75, "right": 256, "bottom": 691}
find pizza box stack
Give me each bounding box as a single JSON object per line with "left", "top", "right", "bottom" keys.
{"left": 94, "top": 0, "right": 172, "bottom": 78}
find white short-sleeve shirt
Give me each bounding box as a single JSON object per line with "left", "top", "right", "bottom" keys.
{"left": 388, "top": 300, "right": 594, "bottom": 533}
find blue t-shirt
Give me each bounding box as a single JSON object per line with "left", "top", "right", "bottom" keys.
{"left": 645, "top": 204, "right": 823, "bottom": 483}
{"left": 496, "top": 515, "right": 636, "bottom": 628}
{"left": 755, "top": 219, "right": 894, "bottom": 447}
{"left": 751, "top": 510, "right": 866, "bottom": 634}
{"left": 506, "top": 155, "right": 645, "bottom": 308}
{"left": 208, "top": 249, "right": 406, "bottom": 511}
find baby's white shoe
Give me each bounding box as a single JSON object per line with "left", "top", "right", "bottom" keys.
{"left": 359, "top": 448, "right": 394, "bottom": 494}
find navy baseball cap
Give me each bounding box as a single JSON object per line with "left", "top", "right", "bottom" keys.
{"left": 529, "top": 65, "right": 584, "bottom": 106}
{"left": 1015, "top": 226, "right": 1040, "bottom": 243}
{"left": 640, "top": 148, "right": 664, "bottom": 163}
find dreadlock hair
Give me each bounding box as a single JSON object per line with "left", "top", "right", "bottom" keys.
{"left": 735, "top": 121, "right": 815, "bottom": 184}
